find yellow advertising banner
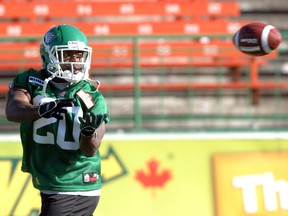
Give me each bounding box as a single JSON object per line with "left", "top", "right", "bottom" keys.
{"left": 213, "top": 152, "right": 288, "bottom": 216}
{"left": 1, "top": 133, "right": 288, "bottom": 216}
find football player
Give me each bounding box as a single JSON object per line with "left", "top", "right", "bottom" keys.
{"left": 5, "top": 24, "right": 110, "bottom": 216}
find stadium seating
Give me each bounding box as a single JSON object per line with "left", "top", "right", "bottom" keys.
{"left": 0, "top": 0, "right": 285, "bottom": 106}
{"left": 0, "top": 20, "right": 250, "bottom": 37}
{"left": 0, "top": 1, "right": 239, "bottom": 20}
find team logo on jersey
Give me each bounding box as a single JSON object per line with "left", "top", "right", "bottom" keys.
{"left": 28, "top": 76, "right": 44, "bottom": 86}
{"left": 83, "top": 172, "right": 99, "bottom": 183}
{"left": 76, "top": 90, "right": 94, "bottom": 109}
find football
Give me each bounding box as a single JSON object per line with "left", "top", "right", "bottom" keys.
{"left": 233, "top": 22, "right": 282, "bottom": 56}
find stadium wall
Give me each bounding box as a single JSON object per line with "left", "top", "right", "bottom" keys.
{"left": 1, "top": 132, "right": 288, "bottom": 216}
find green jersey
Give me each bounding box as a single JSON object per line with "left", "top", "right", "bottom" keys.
{"left": 10, "top": 68, "right": 110, "bottom": 192}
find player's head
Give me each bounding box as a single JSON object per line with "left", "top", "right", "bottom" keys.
{"left": 40, "top": 24, "right": 92, "bottom": 83}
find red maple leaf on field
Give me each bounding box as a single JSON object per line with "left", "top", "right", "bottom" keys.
{"left": 135, "top": 158, "right": 172, "bottom": 188}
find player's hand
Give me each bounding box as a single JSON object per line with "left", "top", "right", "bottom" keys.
{"left": 79, "top": 113, "right": 106, "bottom": 136}
{"left": 38, "top": 98, "right": 75, "bottom": 120}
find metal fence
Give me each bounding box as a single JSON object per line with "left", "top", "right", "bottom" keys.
{"left": 0, "top": 34, "right": 288, "bottom": 132}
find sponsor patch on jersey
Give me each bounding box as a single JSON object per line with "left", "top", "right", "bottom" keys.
{"left": 76, "top": 90, "right": 94, "bottom": 109}
{"left": 83, "top": 172, "right": 99, "bottom": 183}
{"left": 28, "top": 76, "right": 44, "bottom": 86}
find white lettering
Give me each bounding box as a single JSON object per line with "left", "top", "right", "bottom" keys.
{"left": 165, "top": 4, "right": 180, "bottom": 14}
{"left": 94, "top": 25, "right": 110, "bottom": 35}
{"left": 233, "top": 172, "right": 288, "bottom": 213}
{"left": 227, "top": 22, "right": 242, "bottom": 34}
{"left": 156, "top": 45, "right": 171, "bottom": 56}
{"left": 112, "top": 46, "right": 129, "bottom": 57}
{"left": 208, "top": 3, "right": 221, "bottom": 15}
{"left": 77, "top": 4, "right": 92, "bottom": 15}
{"left": 24, "top": 48, "right": 39, "bottom": 58}
{"left": 233, "top": 174, "right": 262, "bottom": 213}
{"left": 119, "top": 4, "right": 134, "bottom": 14}
{"left": 33, "top": 4, "right": 49, "bottom": 16}
{"left": 0, "top": 5, "right": 5, "bottom": 16}
{"left": 184, "top": 24, "right": 200, "bottom": 34}
{"left": 6, "top": 25, "right": 22, "bottom": 36}
{"left": 138, "top": 24, "right": 153, "bottom": 35}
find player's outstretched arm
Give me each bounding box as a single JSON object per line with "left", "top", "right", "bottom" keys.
{"left": 5, "top": 87, "right": 39, "bottom": 122}
{"left": 80, "top": 123, "right": 106, "bottom": 157}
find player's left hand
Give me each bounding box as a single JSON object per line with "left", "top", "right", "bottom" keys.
{"left": 79, "top": 113, "right": 106, "bottom": 136}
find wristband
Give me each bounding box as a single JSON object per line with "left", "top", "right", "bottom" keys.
{"left": 81, "top": 127, "right": 96, "bottom": 137}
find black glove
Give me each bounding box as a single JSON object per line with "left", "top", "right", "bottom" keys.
{"left": 38, "top": 98, "right": 75, "bottom": 120}
{"left": 79, "top": 113, "right": 107, "bottom": 136}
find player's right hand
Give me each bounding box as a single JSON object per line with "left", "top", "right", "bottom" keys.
{"left": 38, "top": 98, "right": 75, "bottom": 120}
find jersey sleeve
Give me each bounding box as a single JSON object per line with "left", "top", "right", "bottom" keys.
{"left": 9, "top": 70, "right": 30, "bottom": 90}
